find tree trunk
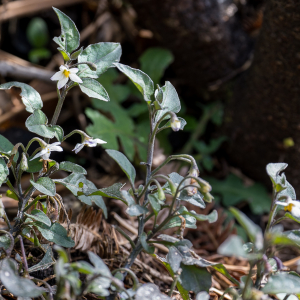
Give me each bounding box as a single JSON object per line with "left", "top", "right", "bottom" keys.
{"left": 128, "top": 0, "right": 252, "bottom": 90}
{"left": 226, "top": 0, "right": 300, "bottom": 192}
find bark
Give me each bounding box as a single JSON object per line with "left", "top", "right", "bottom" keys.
{"left": 226, "top": 0, "right": 300, "bottom": 191}
{"left": 128, "top": 0, "right": 252, "bottom": 90}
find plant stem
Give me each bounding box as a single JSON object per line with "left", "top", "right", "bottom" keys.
{"left": 168, "top": 268, "right": 181, "bottom": 297}
{"left": 265, "top": 191, "right": 278, "bottom": 232}
{"left": 19, "top": 235, "right": 28, "bottom": 275}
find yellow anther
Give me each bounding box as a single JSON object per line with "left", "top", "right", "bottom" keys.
{"left": 284, "top": 203, "right": 294, "bottom": 212}
{"left": 63, "top": 69, "right": 70, "bottom": 77}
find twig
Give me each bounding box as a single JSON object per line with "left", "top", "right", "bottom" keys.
{"left": 18, "top": 235, "right": 28, "bottom": 275}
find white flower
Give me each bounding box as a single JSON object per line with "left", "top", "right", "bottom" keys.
{"left": 72, "top": 138, "right": 107, "bottom": 154}
{"left": 30, "top": 142, "right": 63, "bottom": 161}
{"left": 171, "top": 117, "right": 181, "bottom": 132}
{"left": 51, "top": 65, "right": 83, "bottom": 89}
{"left": 276, "top": 197, "right": 300, "bottom": 218}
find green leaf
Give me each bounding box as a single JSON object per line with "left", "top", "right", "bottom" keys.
{"left": 59, "top": 161, "right": 87, "bottom": 174}
{"left": 79, "top": 78, "right": 109, "bottom": 102}
{"left": 163, "top": 210, "right": 197, "bottom": 230}
{"left": 179, "top": 265, "right": 211, "bottom": 294}
{"left": 230, "top": 207, "right": 263, "bottom": 246}
{"left": 114, "top": 63, "right": 154, "bottom": 101}
{"left": 25, "top": 109, "right": 57, "bottom": 138}
{"left": 0, "top": 234, "right": 13, "bottom": 252}
{"left": 167, "top": 246, "right": 183, "bottom": 272}
{"left": 218, "top": 235, "right": 262, "bottom": 259}
{"left": 57, "top": 48, "right": 71, "bottom": 61}
{"left": 126, "top": 204, "right": 148, "bottom": 217}
{"left": 54, "top": 173, "right": 85, "bottom": 195}
{"left": 70, "top": 46, "right": 83, "bottom": 60}
{"left": 86, "top": 107, "right": 139, "bottom": 161}
{"left": 155, "top": 81, "right": 181, "bottom": 123}
{"left": 78, "top": 42, "right": 121, "bottom": 78}
{"left": 78, "top": 194, "right": 107, "bottom": 218}
{"left": 28, "top": 245, "right": 55, "bottom": 273}
{"left": 207, "top": 174, "right": 271, "bottom": 214}
{"left": 165, "top": 173, "right": 206, "bottom": 208}
{"left": 0, "top": 82, "right": 42, "bottom": 113}
{"left": 53, "top": 7, "right": 80, "bottom": 53}
{"left": 0, "top": 135, "right": 18, "bottom": 162}
{"left": 139, "top": 47, "right": 174, "bottom": 85}
{"left": 180, "top": 207, "right": 218, "bottom": 223}
{"left": 27, "top": 156, "right": 43, "bottom": 173}
{"left": 25, "top": 209, "right": 51, "bottom": 226}
{"left": 0, "top": 258, "right": 43, "bottom": 297}
{"left": 30, "top": 177, "right": 56, "bottom": 196}
{"left": 90, "top": 182, "right": 125, "bottom": 201}
{"left": 6, "top": 189, "right": 18, "bottom": 201}
{"left": 283, "top": 230, "right": 300, "bottom": 246}
{"left": 266, "top": 163, "right": 288, "bottom": 186}
{"left": 0, "top": 158, "right": 9, "bottom": 186}
{"left": 284, "top": 212, "right": 300, "bottom": 224}
{"left": 140, "top": 232, "right": 155, "bottom": 254}
{"left": 34, "top": 222, "right": 75, "bottom": 247}
{"left": 262, "top": 273, "right": 300, "bottom": 294}
{"left": 26, "top": 17, "right": 49, "bottom": 48}
{"left": 52, "top": 125, "right": 64, "bottom": 142}
{"left": 106, "top": 149, "right": 136, "bottom": 186}
{"left": 148, "top": 194, "right": 161, "bottom": 216}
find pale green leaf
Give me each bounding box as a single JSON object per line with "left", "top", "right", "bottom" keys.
{"left": 79, "top": 78, "right": 109, "bottom": 101}
{"left": 59, "top": 161, "right": 87, "bottom": 174}
{"left": 34, "top": 222, "right": 75, "bottom": 247}
{"left": 25, "top": 209, "right": 51, "bottom": 226}
{"left": 0, "top": 82, "right": 42, "bottom": 113}
{"left": 30, "top": 177, "right": 56, "bottom": 196}
{"left": 53, "top": 7, "right": 80, "bottom": 53}
{"left": 0, "top": 258, "right": 43, "bottom": 297}
{"left": 78, "top": 42, "right": 121, "bottom": 78}
{"left": 155, "top": 81, "right": 181, "bottom": 123}
{"left": 114, "top": 63, "right": 154, "bottom": 101}
{"left": 0, "top": 158, "right": 9, "bottom": 186}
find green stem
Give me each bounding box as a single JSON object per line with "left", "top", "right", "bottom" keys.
{"left": 6, "top": 179, "right": 19, "bottom": 198}
{"left": 62, "top": 129, "right": 88, "bottom": 142}
{"left": 265, "top": 191, "right": 279, "bottom": 232}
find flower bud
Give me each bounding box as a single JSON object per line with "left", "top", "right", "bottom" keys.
{"left": 157, "top": 185, "right": 165, "bottom": 201}
{"left": 169, "top": 180, "right": 178, "bottom": 196}
{"left": 198, "top": 178, "right": 212, "bottom": 194}
{"left": 20, "top": 153, "right": 28, "bottom": 171}
{"left": 171, "top": 116, "right": 181, "bottom": 132}
{"left": 203, "top": 192, "right": 214, "bottom": 203}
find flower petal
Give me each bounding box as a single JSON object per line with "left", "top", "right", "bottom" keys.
{"left": 85, "top": 140, "right": 97, "bottom": 147}
{"left": 30, "top": 149, "right": 47, "bottom": 161}
{"left": 94, "top": 138, "right": 107, "bottom": 144}
{"left": 57, "top": 76, "right": 69, "bottom": 89}
{"left": 51, "top": 71, "right": 64, "bottom": 81}
{"left": 69, "top": 68, "right": 79, "bottom": 73}
{"left": 59, "top": 65, "right": 67, "bottom": 71}
{"left": 50, "top": 146, "right": 63, "bottom": 152}
{"left": 51, "top": 142, "right": 61, "bottom": 147}
{"left": 69, "top": 73, "right": 83, "bottom": 84}
{"left": 73, "top": 143, "right": 84, "bottom": 154}
{"left": 275, "top": 201, "right": 288, "bottom": 207}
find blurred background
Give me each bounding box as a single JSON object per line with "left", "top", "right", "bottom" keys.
{"left": 0, "top": 0, "right": 299, "bottom": 249}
